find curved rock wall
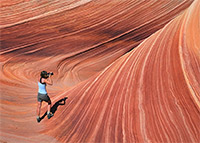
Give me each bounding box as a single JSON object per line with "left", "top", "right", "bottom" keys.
{"left": 0, "top": 0, "right": 199, "bottom": 142}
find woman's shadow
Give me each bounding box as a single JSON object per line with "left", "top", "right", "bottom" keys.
{"left": 40, "top": 97, "right": 68, "bottom": 121}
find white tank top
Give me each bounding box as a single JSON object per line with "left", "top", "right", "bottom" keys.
{"left": 38, "top": 81, "right": 47, "bottom": 94}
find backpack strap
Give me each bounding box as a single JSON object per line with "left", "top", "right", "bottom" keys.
{"left": 40, "top": 78, "right": 45, "bottom": 84}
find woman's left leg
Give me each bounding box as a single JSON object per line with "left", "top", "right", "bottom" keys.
{"left": 36, "top": 101, "right": 42, "bottom": 122}
{"left": 37, "top": 101, "right": 42, "bottom": 117}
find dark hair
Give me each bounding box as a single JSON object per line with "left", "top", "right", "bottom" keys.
{"left": 40, "top": 71, "right": 48, "bottom": 78}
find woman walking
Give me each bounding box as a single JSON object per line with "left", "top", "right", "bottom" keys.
{"left": 37, "top": 71, "right": 54, "bottom": 122}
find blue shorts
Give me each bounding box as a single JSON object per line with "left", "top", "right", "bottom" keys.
{"left": 37, "top": 93, "right": 50, "bottom": 102}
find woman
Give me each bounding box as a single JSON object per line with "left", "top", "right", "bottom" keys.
{"left": 37, "top": 71, "right": 54, "bottom": 122}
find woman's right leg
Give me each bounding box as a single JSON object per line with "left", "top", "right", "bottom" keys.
{"left": 47, "top": 100, "right": 54, "bottom": 119}
{"left": 47, "top": 100, "right": 51, "bottom": 113}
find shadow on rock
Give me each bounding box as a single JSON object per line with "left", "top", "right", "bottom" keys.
{"left": 40, "top": 97, "right": 68, "bottom": 121}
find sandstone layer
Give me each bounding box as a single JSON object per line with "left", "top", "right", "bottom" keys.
{"left": 0, "top": 0, "right": 199, "bottom": 143}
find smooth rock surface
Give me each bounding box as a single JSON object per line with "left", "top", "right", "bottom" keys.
{"left": 0, "top": 0, "right": 199, "bottom": 142}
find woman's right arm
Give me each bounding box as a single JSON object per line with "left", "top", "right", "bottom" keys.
{"left": 44, "top": 75, "right": 53, "bottom": 85}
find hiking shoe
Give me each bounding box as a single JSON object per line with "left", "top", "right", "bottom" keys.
{"left": 37, "top": 117, "right": 41, "bottom": 123}
{"left": 47, "top": 112, "right": 54, "bottom": 119}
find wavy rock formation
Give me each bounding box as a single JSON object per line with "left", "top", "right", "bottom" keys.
{"left": 0, "top": 0, "right": 199, "bottom": 143}
{"left": 1, "top": 0, "right": 194, "bottom": 87}
{"left": 42, "top": 0, "right": 200, "bottom": 142}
